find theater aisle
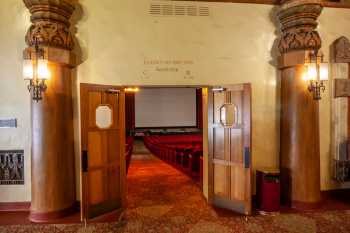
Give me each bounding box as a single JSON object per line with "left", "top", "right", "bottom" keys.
{"left": 124, "top": 150, "right": 350, "bottom": 233}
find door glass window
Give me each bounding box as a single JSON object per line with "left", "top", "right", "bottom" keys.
{"left": 96, "top": 105, "right": 113, "bottom": 129}
{"left": 219, "top": 103, "right": 237, "bottom": 127}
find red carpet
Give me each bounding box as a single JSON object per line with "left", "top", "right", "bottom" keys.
{"left": 0, "top": 153, "right": 350, "bottom": 232}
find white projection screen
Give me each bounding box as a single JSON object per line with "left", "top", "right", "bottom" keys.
{"left": 135, "top": 88, "right": 197, "bottom": 128}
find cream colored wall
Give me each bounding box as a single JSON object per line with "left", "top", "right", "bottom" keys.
{"left": 75, "top": 0, "right": 280, "bottom": 197}
{"left": 318, "top": 8, "right": 350, "bottom": 190}
{"left": 1, "top": 0, "right": 350, "bottom": 203}
{"left": 0, "top": 1, "right": 31, "bottom": 202}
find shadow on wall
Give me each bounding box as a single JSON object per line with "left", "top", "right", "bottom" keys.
{"left": 69, "top": 1, "right": 86, "bottom": 201}
{"left": 71, "top": 1, "right": 88, "bottom": 66}
{"left": 269, "top": 5, "right": 281, "bottom": 167}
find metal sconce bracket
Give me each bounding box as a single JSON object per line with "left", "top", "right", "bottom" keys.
{"left": 25, "top": 38, "right": 48, "bottom": 102}
{"left": 306, "top": 49, "right": 327, "bottom": 100}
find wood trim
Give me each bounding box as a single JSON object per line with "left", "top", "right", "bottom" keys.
{"left": 0, "top": 202, "right": 31, "bottom": 212}
{"left": 119, "top": 90, "right": 127, "bottom": 209}
{"left": 29, "top": 202, "right": 79, "bottom": 223}
{"left": 207, "top": 87, "right": 214, "bottom": 204}
{"left": 135, "top": 126, "right": 198, "bottom": 130}
{"left": 243, "top": 83, "right": 253, "bottom": 215}
{"left": 174, "top": 0, "right": 350, "bottom": 9}
{"left": 323, "top": 1, "right": 350, "bottom": 9}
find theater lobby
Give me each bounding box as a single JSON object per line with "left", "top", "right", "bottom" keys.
{"left": 1, "top": 0, "right": 350, "bottom": 232}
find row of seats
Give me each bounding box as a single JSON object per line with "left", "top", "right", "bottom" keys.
{"left": 143, "top": 134, "right": 203, "bottom": 186}
{"left": 125, "top": 136, "right": 134, "bottom": 174}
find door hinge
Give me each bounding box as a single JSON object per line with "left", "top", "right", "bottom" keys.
{"left": 244, "top": 147, "right": 250, "bottom": 168}
{"left": 82, "top": 150, "right": 88, "bottom": 172}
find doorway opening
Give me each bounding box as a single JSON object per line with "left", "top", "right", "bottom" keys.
{"left": 125, "top": 87, "right": 205, "bottom": 210}
{"left": 80, "top": 83, "right": 252, "bottom": 222}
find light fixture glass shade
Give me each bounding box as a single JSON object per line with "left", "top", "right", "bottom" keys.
{"left": 23, "top": 59, "right": 33, "bottom": 80}
{"left": 320, "top": 63, "right": 328, "bottom": 81}
{"left": 37, "top": 59, "right": 50, "bottom": 80}
{"left": 303, "top": 63, "right": 317, "bottom": 81}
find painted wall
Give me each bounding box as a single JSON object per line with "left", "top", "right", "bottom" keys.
{"left": 318, "top": 8, "right": 350, "bottom": 190}
{"left": 74, "top": 0, "right": 281, "bottom": 198}
{"left": 1, "top": 0, "right": 350, "bottom": 203}
{"left": 0, "top": 1, "right": 31, "bottom": 202}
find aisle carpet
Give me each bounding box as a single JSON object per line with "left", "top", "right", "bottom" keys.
{"left": 1, "top": 153, "right": 350, "bottom": 233}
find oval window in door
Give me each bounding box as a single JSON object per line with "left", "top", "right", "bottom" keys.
{"left": 95, "top": 105, "right": 113, "bottom": 129}
{"left": 219, "top": 103, "right": 238, "bottom": 127}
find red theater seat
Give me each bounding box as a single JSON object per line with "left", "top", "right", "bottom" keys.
{"left": 143, "top": 134, "right": 203, "bottom": 182}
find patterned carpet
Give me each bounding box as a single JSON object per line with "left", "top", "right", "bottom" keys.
{"left": 1, "top": 153, "right": 350, "bottom": 233}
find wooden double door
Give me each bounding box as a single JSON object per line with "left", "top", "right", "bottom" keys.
{"left": 80, "top": 83, "right": 252, "bottom": 220}
{"left": 80, "top": 84, "right": 126, "bottom": 221}
{"left": 208, "top": 84, "right": 252, "bottom": 215}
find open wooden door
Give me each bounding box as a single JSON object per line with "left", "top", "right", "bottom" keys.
{"left": 208, "top": 84, "right": 252, "bottom": 215}
{"left": 80, "top": 84, "right": 126, "bottom": 221}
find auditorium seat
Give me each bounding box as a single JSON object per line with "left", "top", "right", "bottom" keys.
{"left": 143, "top": 134, "right": 203, "bottom": 183}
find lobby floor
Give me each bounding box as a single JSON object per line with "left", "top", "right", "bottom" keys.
{"left": 0, "top": 152, "right": 350, "bottom": 232}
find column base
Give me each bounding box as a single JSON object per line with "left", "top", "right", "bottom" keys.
{"left": 28, "top": 202, "right": 79, "bottom": 223}
{"left": 291, "top": 200, "right": 322, "bottom": 210}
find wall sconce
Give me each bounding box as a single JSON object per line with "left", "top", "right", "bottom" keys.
{"left": 23, "top": 39, "right": 50, "bottom": 102}
{"left": 303, "top": 50, "right": 328, "bottom": 100}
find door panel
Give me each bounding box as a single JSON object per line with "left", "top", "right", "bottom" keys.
{"left": 208, "top": 84, "right": 252, "bottom": 215}
{"left": 81, "top": 84, "right": 126, "bottom": 221}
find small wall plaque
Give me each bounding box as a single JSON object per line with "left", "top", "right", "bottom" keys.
{"left": 0, "top": 150, "right": 24, "bottom": 185}
{"left": 0, "top": 119, "right": 17, "bottom": 128}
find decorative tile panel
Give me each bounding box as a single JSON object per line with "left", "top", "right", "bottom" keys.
{"left": 0, "top": 150, "right": 24, "bottom": 185}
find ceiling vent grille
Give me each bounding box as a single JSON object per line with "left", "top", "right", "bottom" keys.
{"left": 150, "top": 3, "right": 210, "bottom": 17}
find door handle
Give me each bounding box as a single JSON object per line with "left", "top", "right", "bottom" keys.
{"left": 82, "top": 150, "right": 88, "bottom": 172}
{"left": 106, "top": 89, "right": 120, "bottom": 94}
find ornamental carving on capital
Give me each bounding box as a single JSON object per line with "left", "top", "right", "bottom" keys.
{"left": 277, "top": 0, "right": 323, "bottom": 54}
{"left": 23, "top": 0, "right": 76, "bottom": 50}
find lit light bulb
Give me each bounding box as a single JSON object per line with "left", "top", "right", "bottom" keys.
{"left": 125, "top": 87, "right": 139, "bottom": 92}
{"left": 23, "top": 59, "right": 33, "bottom": 80}
{"left": 307, "top": 63, "right": 317, "bottom": 81}
{"left": 37, "top": 59, "right": 50, "bottom": 80}
{"left": 320, "top": 63, "right": 328, "bottom": 81}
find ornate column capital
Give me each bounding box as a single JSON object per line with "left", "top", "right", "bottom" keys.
{"left": 277, "top": 0, "right": 323, "bottom": 54}
{"left": 23, "top": 0, "right": 76, "bottom": 50}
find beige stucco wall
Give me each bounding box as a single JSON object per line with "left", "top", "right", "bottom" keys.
{"left": 0, "top": 0, "right": 349, "bottom": 203}
{"left": 0, "top": 1, "right": 31, "bottom": 202}
{"left": 318, "top": 8, "right": 350, "bottom": 190}
{"left": 75, "top": 0, "right": 280, "bottom": 199}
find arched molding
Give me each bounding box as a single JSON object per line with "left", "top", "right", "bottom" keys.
{"left": 332, "top": 36, "right": 350, "bottom": 63}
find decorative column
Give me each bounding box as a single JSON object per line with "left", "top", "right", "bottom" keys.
{"left": 277, "top": 0, "right": 323, "bottom": 207}
{"left": 23, "top": 0, "right": 77, "bottom": 222}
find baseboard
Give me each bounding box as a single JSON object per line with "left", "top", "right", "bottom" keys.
{"left": 0, "top": 202, "right": 31, "bottom": 212}
{"left": 29, "top": 201, "right": 80, "bottom": 223}
{"left": 253, "top": 188, "right": 350, "bottom": 211}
